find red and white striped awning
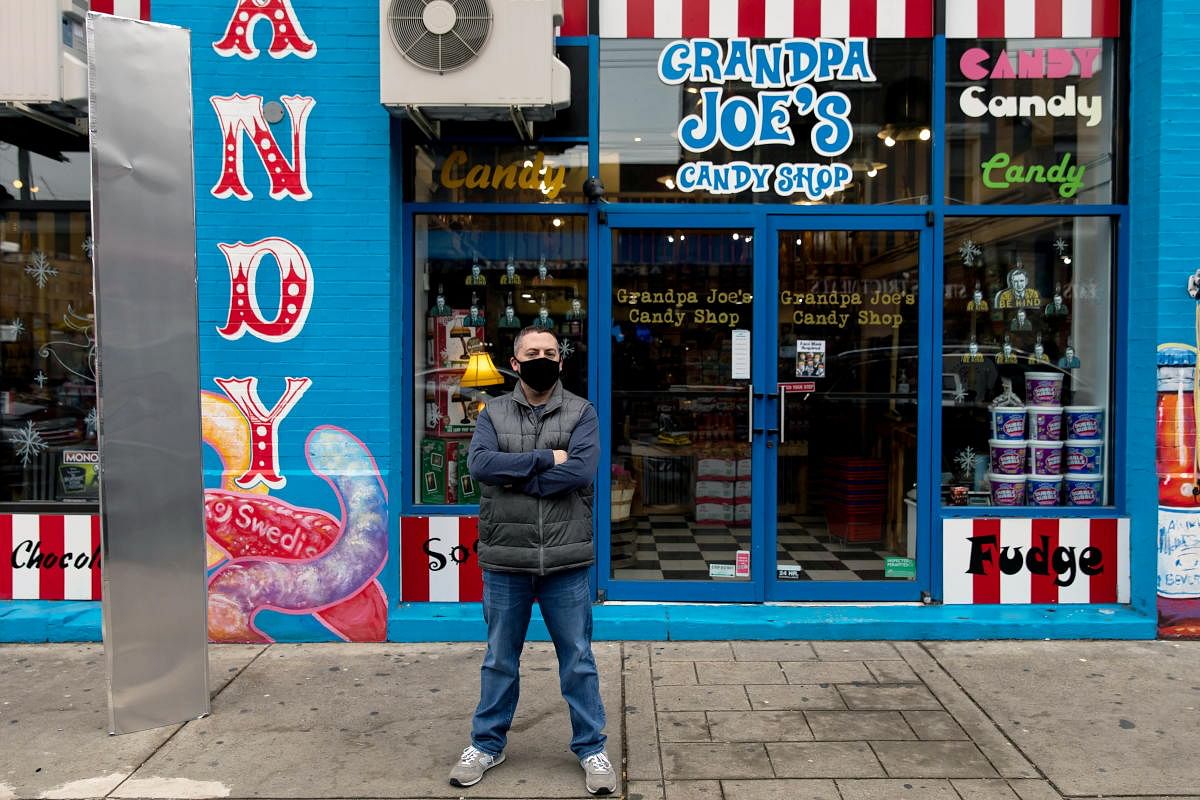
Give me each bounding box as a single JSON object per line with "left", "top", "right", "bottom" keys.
{"left": 598, "top": 0, "right": 935, "bottom": 39}
{"left": 946, "top": 0, "right": 1120, "bottom": 39}
{"left": 594, "top": 0, "right": 1121, "bottom": 39}
{"left": 90, "top": 0, "right": 152, "bottom": 21}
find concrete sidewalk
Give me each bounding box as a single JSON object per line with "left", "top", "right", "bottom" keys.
{"left": 1, "top": 640, "right": 1198, "bottom": 800}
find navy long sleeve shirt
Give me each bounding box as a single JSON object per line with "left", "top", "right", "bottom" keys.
{"left": 468, "top": 401, "right": 599, "bottom": 498}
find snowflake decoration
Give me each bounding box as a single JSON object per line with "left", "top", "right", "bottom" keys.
{"left": 953, "top": 387, "right": 968, "bottom": 404}
{"left": 559, "top": 339, "right": 576, "bottom": 360}
{"left": 1053, "top": 237, "right": 1069, "bottom": 256}
{"left": 8, "top": 318, "right": 23, "bottom": 339}
{"left": 32, "top": 370, "right": 47, "bottom": 388}
{"left": 85, "top": 407, "right": 98, "bottom": 436}
{"left": 954, "top": 447, "right": 978, "bottom": 476}
{"left": 25, "top": 251, "right": 59, "bottom": 288}
{"left": 83, "top": 236, "right": 94, "bottom": 259}
{"left": 8, "top": 421, "right": 47, "bottom": 467}
{"left": 40, "top": 304, "right": 96, "bottom": 382}
{"left": 958, "top": 239, "right": 982, "bottom": 267}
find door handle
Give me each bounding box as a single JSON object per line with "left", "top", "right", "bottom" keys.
{"left": 780, "top": 385, "right": 787, "bottom": 443}
{"left": 747, "top": 384, "right": 754, "bottom": 443}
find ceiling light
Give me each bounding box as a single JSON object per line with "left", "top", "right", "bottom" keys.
{"left": 732, "top": 233, "right": 740, "bottom": 241}
{"left": 634, "top": 136, "right": 642, "bottom": 142}
{"left": 552, "top": 217, "right": 563, "bottom": 227}
{"left": 867, "top": 168, "right": 878, "bottom": 178}
{"left": 667, "top": 235, "right": 675, "bottom": 243}
{"left": 29, "top": 186, "right": 39, "bottom": 193}
{"left": 919, "top": 128, "right": 932, "bottom": 141}
{"left": 745, "top": 235, "right": 753, "bottom": 243}
{"left": 679, "top": 234, "right": 686, "bottom": 241}
{"left": 1063, "top": 256, "right": 1072, "bottom": 265}
{"left": 795, "top": 237, "right": 803, "bottom": 245}
{"left": 884, "top": 135, "right": 896, "bottom": 147}
{"left": 11, "top": 179, "right": 22, "bottom": 189}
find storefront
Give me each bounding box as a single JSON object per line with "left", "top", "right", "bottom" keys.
{"left": 0, "top": 0, "right": 1178, "bottom": 641}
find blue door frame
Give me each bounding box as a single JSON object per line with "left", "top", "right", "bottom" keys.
{"left": 596, "top": 209, "right": 933, "bottom": 603}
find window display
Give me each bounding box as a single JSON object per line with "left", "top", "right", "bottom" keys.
{"left": 413, "top": 214, "right": 587, "bottom": 505}
{"left": 0, "top": 210, "right": 98, "bottom": 504}
{"left": 941, "top": 217, "right": 1113, "bottom": 507}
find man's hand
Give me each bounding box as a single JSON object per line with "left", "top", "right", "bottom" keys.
{"left": 553, "top": 449, "right": 569, "bottom": 465}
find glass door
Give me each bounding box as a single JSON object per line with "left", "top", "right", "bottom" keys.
{"left": 767, "top": 222, "right": 930, "bottom": 600}
{"left": 601, "top": 221, "right": 762, "bottom": 602}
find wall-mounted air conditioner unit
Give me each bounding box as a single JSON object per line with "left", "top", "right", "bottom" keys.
{"left": 0, "top": 0, "right": 88, "bottom": 108}
{"left": 380, "top": 0, "right": 570, "bottom": 122}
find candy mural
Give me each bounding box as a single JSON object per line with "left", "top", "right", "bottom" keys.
{"left": 202, "top": 394, "right": 388, "bottom": 642}
{"left": 1157, "top": 269, "right": 1200, "bottom": 636}
{"left": 152, "top": 0, "right": 394, "bottom": 641}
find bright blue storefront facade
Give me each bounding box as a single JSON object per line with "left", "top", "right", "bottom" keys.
{"left": 4, "top": 0, "right": 1196, "bottom": 642}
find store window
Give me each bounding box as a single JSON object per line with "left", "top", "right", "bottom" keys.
{"left": 946, "top": 39, "right": 1120, "bottom": 205}
{"left": 941, "top": 217, "right": 1113, "bottom": 507}
{"left": 413, "top": 213, "right": 588, "bottom": 505}
{"left": 599, "top": 39, "right": 932, "bottom": 204}
{"left": 0, "top": 210, "right": 98, "bottom": 505}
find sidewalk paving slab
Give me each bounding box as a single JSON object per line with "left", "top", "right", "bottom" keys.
{"left": 114, "top": 643, "right": 622, "bottom": 799}
{"left": 926, "top": 640, "right": 1200, "bottom": 797}
{"left": 623, "top": 644, "right": 661, "bottom": 783}
{"left": 896, "top": 642, "right": 1040, "bottom": 779}
{"left": 720, "top": 778, "right": 840, "bottom": 799}
{"left": 835, "top": 778, "right": 960, "bottom": 799}
{"left": 0, "top": 644, "right": 263, "bottom": 800}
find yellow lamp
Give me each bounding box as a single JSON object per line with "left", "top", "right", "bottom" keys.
{"left": 460, "top": 345, "right": 504, "bottom": 388}
{"left": 458, "top": 341, "right": 505, "bottom": 425}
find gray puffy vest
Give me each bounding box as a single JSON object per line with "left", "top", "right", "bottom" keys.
{"left": 476, "top": 384, "right": 595, "bottom": 574}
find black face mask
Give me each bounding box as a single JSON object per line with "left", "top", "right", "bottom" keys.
{"left": 518, "top": 357, "right": 560, "bottom": 393}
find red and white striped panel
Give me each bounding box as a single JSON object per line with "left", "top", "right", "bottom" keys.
{"left": 943, "top": 518, "right": 1129, "bottom": 605}
{"left": 561, "top": 0, "right": 589, "bottom": 35}
{"left": 90, "top": 1, "right": 152, "bottom": 21}
{"left": 946, "top": 0, "right": 1120, "bottom": 39}
{"left": 599, "top": 0, "right": 934, "bottom": 39}
{"left": 0, "top": 514, "right": 102, "bottom": 601}
{"left": 400, "top": 516, "right": 483, "bottom": 603}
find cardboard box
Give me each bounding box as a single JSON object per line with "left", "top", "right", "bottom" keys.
{"left": 425, "top": 368, "right": 477, "bottom": 437}
{"left": 420, "top": 437, "right": 481, "bottom": 505}
{"left": 420, "top": 437, "right": 448, "bottom": 504}
{"left": 426, "top": 309, "right": 483, "bottom": 368}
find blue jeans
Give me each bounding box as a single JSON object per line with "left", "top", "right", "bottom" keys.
{"left": 470, "top": 566, "right": 607, "bottom": 759}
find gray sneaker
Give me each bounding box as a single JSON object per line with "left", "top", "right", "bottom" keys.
{"left": 449, "top": 745, "right": 504, "bottom": 787}
{"left": 580, "top": 751, "right": 617, "bottom": 795}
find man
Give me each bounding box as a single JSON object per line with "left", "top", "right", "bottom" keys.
{"left": 451, "top": 327, "right": 615, "bottom": 796}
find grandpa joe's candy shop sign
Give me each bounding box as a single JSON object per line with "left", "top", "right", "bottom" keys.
{"left": 658, "top": 37, "right": 876, "bottom": 200}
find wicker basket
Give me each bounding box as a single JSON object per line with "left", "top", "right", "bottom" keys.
{"left": 611, "top": 486, "right": 635, "bottom": 522}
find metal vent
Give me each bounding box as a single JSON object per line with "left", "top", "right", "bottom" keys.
{"left": 388, "top": 0, "right": 492, "bottom": 74}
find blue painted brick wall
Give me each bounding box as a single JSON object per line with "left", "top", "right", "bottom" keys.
{"left": 1132, "top": 0, "right": 1200, "bottom": 616}
{"left": 153, "top": 0, "right": 397, "bottom": 637}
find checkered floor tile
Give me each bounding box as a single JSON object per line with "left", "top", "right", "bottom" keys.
{"left": 611, "top": 515, "right": 910, "bottom": 582}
